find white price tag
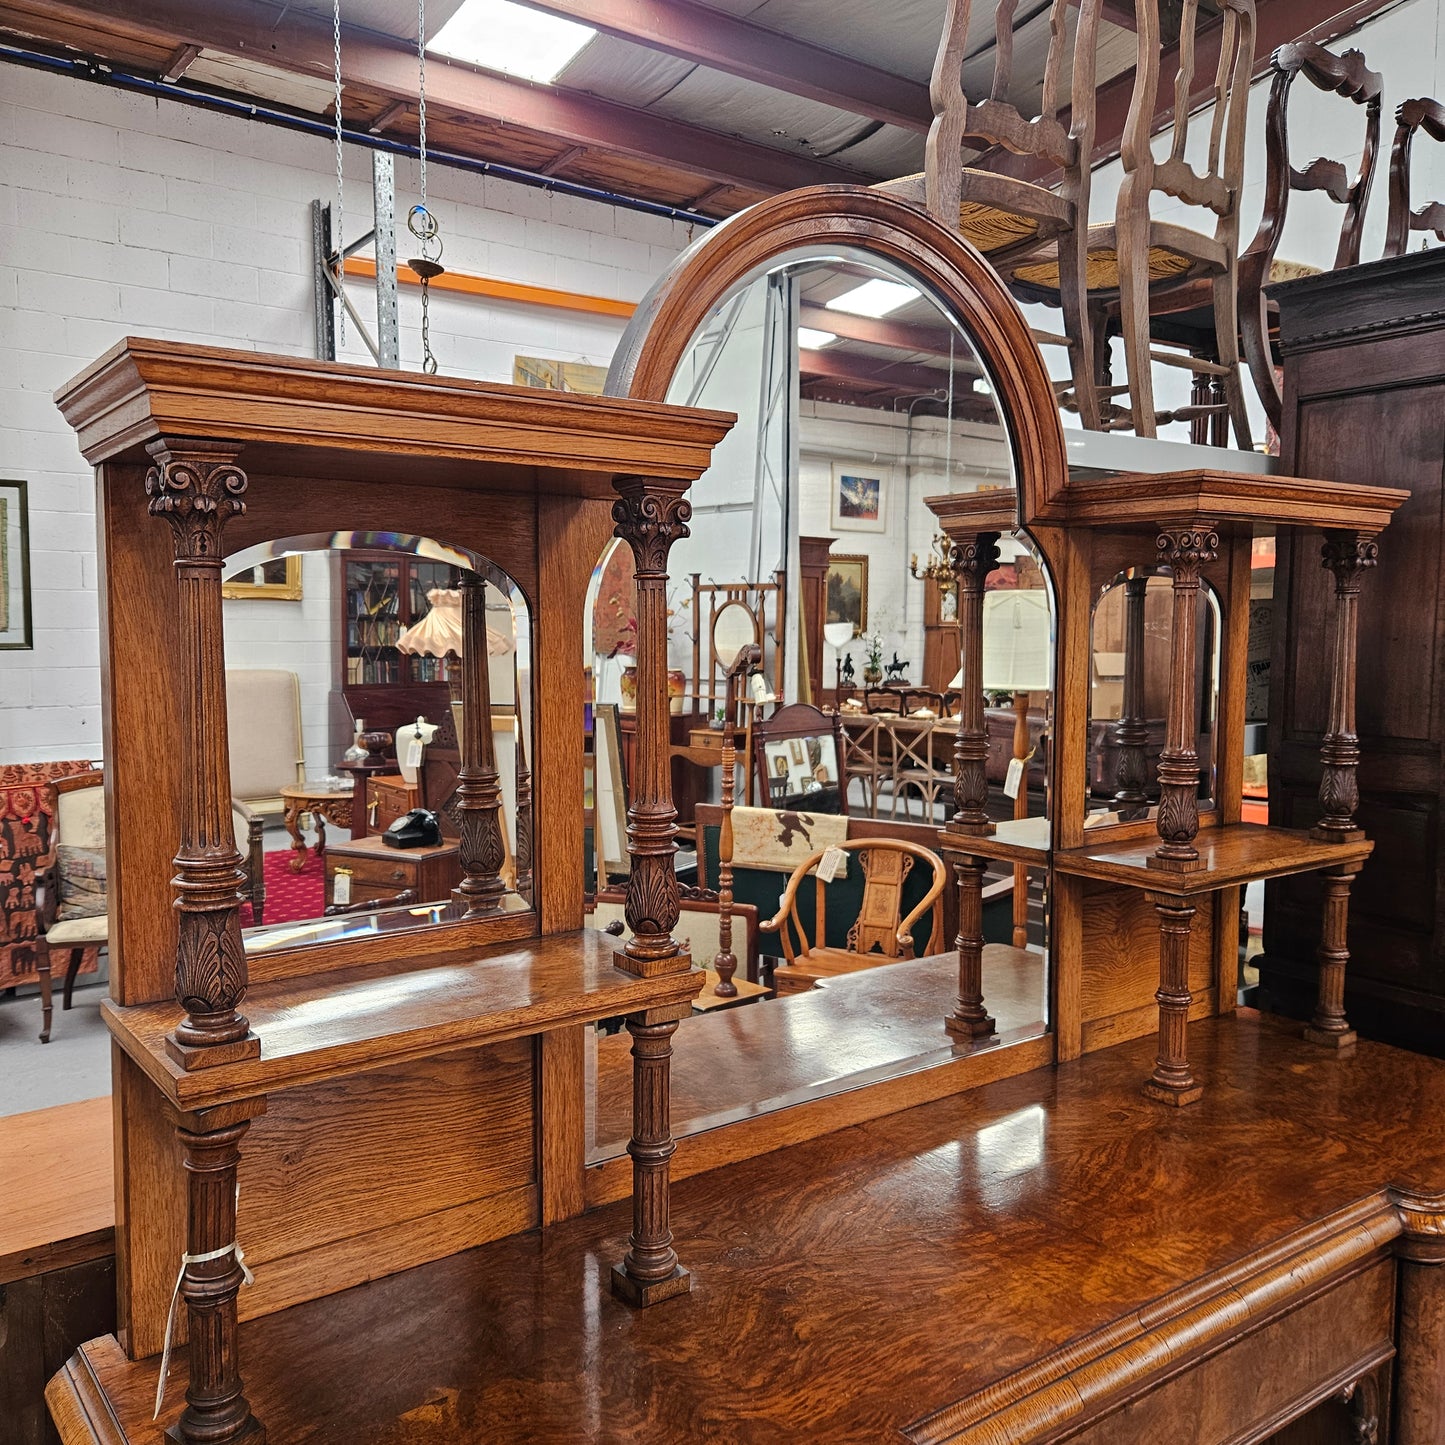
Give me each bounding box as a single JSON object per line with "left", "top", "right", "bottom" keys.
{"left": 333, "top": 869, "right": 352, "bottom": 906}
{"left": 817, "top": 845, "right": 847, "bottom": 883}
{"left": 1003, "top": 756, "right": 1025, "bottom": 800}
{"left": 405, "top": 736, "right": 424, "bottom": 769}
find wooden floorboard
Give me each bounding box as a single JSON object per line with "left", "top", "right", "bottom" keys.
{"left": 592, "top": 945, "right": 1046, "bottom": 1153}
{"left": 0, "top": 1096, "right": 114, "bottom": 1284}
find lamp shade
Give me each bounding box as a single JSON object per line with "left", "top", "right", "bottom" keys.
{"left": 823, "top": 621, "right": 855, "bottom": 649}
{"left": 981, "top": 590, "right": 1051, "bottom": 692}
{"left": 396, "top": 587, "right": 511, "bottom": 658}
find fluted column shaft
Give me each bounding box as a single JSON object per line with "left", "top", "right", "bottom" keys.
{"left": 1112, "top": 574, "right": 1150, "bottom": 813}
{"left": 453, "top": 572, "right": 507, "bottom": 915}
{"left": 949, "top": 532, "right": 1001, "bottom": 835}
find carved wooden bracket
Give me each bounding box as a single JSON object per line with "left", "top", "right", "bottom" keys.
{"left": 146, "top": 439, "right": 258, "bottom": 1069}
{"left": 612, "top": 476, "right": 693, "bottom": 975}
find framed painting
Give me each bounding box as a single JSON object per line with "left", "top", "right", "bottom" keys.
{"left": 222, "top": 556, "right": 303, "bottom": 600}
{"left": 830, "top": 464, "right": 887, "bottom": 533}
{"left": 825, "top": 554, "right": 868, "bottom": 636}
{"left": 0, "top": 480, "right": 33, "bottom": 650}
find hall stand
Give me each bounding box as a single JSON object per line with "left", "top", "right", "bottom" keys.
{"left": 45, "top": 339, "right": 731, "bottom": 1441}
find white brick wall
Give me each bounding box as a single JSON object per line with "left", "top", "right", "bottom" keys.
{"left": 0, "top": 64, "right": 698, "bottom": 766}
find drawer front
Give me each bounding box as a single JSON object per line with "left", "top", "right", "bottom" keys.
{"left": 367, "top": 781, "right": 416, "bottom": 832}
{"left": 327, "top": 853, "right": 414, "bottom": 899}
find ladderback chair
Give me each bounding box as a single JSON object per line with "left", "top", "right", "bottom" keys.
{"left": 1010, "top": 0, "right": 1257, "bottom": 446}
{"left": 1383, "top": 96, "right": 1445, "bottom": 257}
{"left": 1239, "top": 42, "right": 1383, "bottom": 431}
{"left": 760, "top": 838, "right": 946, "bottom": 994}
{"left": 880, "top": 0, "right": 1104, "bottom": 429}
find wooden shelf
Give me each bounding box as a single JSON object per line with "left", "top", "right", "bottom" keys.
{"left": 1054, "top": 823, "right": 1373, "bottom": 895}
{"left": 102, "top": 929, "right": 703, "bottom": 1112}
{"left": 941, "top": 814, "right": 1050, "bottom": 866}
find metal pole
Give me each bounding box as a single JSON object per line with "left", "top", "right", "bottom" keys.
{"left": 371, "top": 151, "right": 399, "bottom": 369}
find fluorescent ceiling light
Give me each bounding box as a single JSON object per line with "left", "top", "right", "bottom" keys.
{"left": 797, "top": 327, "right": 838, "bottom": 349}
{"left": 428, "top": 0, "right": 596, "bottom": 84}
{"left": 972, "top": 378, "right": 993, "bottom": 396}
{"left": 824, "top": 279, "right": 920, "bottom": 319}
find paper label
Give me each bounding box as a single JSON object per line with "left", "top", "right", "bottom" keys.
{"left": 750, "top": 673, "right": 770, "bottom": 705}
{"left": 333, "top": 869, "right": 352, "bottom": 906}
{"left": 405, "top": 736, "right": 424, "bottom": 769}
{"left": 817, "top": 845, "right": 847, "bottom": 883}
{"left": 1003, "top": 756, "right": 1025, "bottom": 800}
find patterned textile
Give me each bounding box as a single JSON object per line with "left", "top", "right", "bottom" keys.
{"left": 730, "top": 806, "right": 849, "bottom": 872}
{"left": 0, "top": 760, "right": 102, "bottom": 986}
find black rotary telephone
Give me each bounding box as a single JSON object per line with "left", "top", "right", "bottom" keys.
{"left": 382, "top": 808, "right": 442, "bottom": 849}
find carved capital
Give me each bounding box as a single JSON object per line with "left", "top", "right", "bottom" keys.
{"left": 145, "top": 439, "right": 248, "bottom": 564}
{"left": 1155, "top": 523, "right": 1219, "bottom": 578}
{"left": 948, "top": 532, "right": 1001, "bottom": 590}
{"left": 612, "top": 478, "right": 692, "bottom": 577}
{"left": 1321, "top": 531, "right": 1379, "bottom": 595}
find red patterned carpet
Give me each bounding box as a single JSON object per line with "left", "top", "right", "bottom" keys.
{"left": 240, "top": 847, "right": 325, "bottom": 926}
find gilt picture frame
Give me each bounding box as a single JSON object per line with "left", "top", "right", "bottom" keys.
{"left": 222, "top": 555, "right": 303, "bottom": 600}
{"left": 825, "top": 554, "right": 868, "bottom": 636}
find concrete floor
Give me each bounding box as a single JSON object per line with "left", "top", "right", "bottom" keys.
{"left": 0, "top": 968, "right": 112, "bottom": 1116}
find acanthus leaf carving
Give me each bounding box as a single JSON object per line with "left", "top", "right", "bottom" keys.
{"left": 145, "top": 438, "right": 248, "bottom": 562}
{"left": 612, "top": 482, "right": 693, "bottom": 576}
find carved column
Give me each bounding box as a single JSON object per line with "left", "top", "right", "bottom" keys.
{"left": 1305, "top": 863, "right": 1362, "bottom": 1049}
{"left": 945, "top": 853, "right": 995, "bottom": 1039}
{"left": 146, "top": 439, "right": 258, "bottom": 1071}
{"left": 169, "top": 1114, "right": 265, "bottom": 1444}
{"left": 612, "top": 477, "right": 692, "bottom": 976}
{"left": 949, "top": 531, "right": 1001, "bottom": 836}
{"left": 1149, "top": 524, "right": 1218, "bottom": 873}
{"left": 1312, "top": 531, "right": 1378, "bottom": 843}
{"left": 712, "top": 681, "right": 740, "bottom": 998}
{"left": 1112, "top": 574, "right": 1151, "bottom": 816}
{"left": 1143, "top": 891, "right": 1203, "bottom": 1106}
{"left": 610, "top": 1012, "right": 691, "bottom": 1306}
{"left": 453, "top": 572, "right": 508, "bottom": 915}
{"left": 512, "top": 712, "right": 533, "bottom": 903}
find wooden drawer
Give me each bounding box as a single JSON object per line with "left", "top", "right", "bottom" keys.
{"left": 365, "top": 775, "right": 418, "bottom": 833}
{"left": 325, "top": 837, "right": 461, "bottom": 908}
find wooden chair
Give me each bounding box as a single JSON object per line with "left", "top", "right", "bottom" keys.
{"left": 760, "top": 838, "right": 946, "bottom": 995}
{"left": 879, "top": 0, "right": 1103, "bottom": 429}
{"left": 1008, "top": 0, "right": 1258, "bottom": 446}
{"left": 1239, "top": 42, "right": 1383, "bottom": 432}
{"left": 225, "top": 668, "right": 306, "bottom": 821}
{"left": 1383, "top": 96, "right": 1445, "bottom": 257}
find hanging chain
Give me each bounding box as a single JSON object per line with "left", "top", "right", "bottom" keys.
{"left": 332, "top": 0, "right": 345, "bottom": 349}
{"left": 406, "top": 0, "right": 443, "bottom": 375}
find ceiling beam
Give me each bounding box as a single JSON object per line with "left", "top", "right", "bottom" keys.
{"left": 520, "top": 0, "right": 931, "bottom": 133}
{"left": 160, "top": 41, "right": 200, "bottom": 82}
{"left": 799, "top": 346, "right": 960, "bottom": 398}
{"left": 4, "top": 0, "right": 872, "bottom": 195}
{"left": 797, "top": 304, "right": 972, "bottom": 365}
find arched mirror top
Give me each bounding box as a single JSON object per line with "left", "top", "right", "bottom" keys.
{"left": 606, "top": 186, "right": 1067, "bottom": 526}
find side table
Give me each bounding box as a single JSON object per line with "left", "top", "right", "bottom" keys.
{"left": 279, "top": 783, "right": 354, "bottom": 873}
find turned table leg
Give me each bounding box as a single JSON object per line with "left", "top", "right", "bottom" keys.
{"left": 166, "top": 1115, "right": 265, "bottom": 1445}
{"left": 1304, "top": 863, "right": 1361, "bottom": 1050}
{"left": 611, "top": 1010, "right": 691, "bottom": 1307}
{"left": 945, "top": 851, "right": 995, "bottom": 1039}
{"left": 1143, "top": 892, "right": 1203, "bottom": 1106}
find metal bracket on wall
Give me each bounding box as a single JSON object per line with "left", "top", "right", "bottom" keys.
{"left": 310, "top": 150, "right": 401, "bottom": 367}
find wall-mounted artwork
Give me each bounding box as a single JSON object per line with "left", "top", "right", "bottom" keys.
{"left": 825, "top": 554, "right": 868, "bottom": 636}
{"left": 222, "top": 556, "right": 303, "bottom": 600}
{"left": 831, "top": 464, "right": 887, "bottom": 533}
{"left": 0, "top": 480, "right": 33, "bottom": 650}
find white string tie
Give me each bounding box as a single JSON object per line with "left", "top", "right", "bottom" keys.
{"left": 153, "top": 1205, "right": 254, "bottom": 1420}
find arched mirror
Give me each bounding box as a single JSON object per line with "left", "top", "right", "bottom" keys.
{"left": 583, "top": 192, "right": 1064, "bottom": 1166}
{"left": 1085, "top": 569, "right": 1221, "bottom": 826}
{"left": 221, "top": 531, "right": 534, "bottom": 957}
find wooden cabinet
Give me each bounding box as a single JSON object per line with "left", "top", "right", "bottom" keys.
{"left": 364, "top": 772, "right": 418, "bottom": 833}
{"left": 325, "top": 835, "right": 459, "bottom": 909}
{"left": 1262, "top": 249, "right": 1445, "bottom": 1055}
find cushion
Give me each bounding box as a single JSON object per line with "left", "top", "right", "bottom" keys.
{"left": 46, "top": 915, "right": 109, "bottom": 946}
{"left": 226, "top": 669, "right": 303, "bottom": 804}
{"left": 730, "top": 806, "right": 848, "bottom": 871}
{"left": 55, "top": 844, "right": 107, "bottom": 920}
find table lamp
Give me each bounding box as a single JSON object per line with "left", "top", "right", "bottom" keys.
{"left": 397, "top": 586, "right": 511, "bottom": 703}
{"left": 824, "top": 620, "right": 855, "bottom": 702}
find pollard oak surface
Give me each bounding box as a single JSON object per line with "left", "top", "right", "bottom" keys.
{"left": 49, "top": 1012, "right": 1445, "bottom": 1444}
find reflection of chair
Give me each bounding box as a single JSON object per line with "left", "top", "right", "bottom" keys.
{"left": 234, "top": 800, "right": 266, "bottom": 926}
{"left": 761, "top": 839, "right": 946, "bottom": 995}
{"left": 1384, "top": 96, "right": 1445, "bottom": 258}
{"left": 226, "top": 669, "right": 305, "bottom": 819}
{"left": 1238, "top": 42, "right": 1383, "bottom": 433}
{"left": 752, "top": 703, "right": 848, "bottom": 815}
{"left": 591, "top": 887, "right": 763, "bottom": 987}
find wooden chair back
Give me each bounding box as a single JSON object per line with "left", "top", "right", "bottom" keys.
{"left": 1121, "top": 0, "right": 1256, "bottom": 234}
{"left": 761, "top": 838, "right": 945, "bottom": 966}
{"left": 1384, "top": 97, "right": 1445, "bottom": 257}
{"left": 1239, "top": 42, "right": 1383, "bottom": 429}
{"left": 925, "top": 0, "right": 1103, "bottom": 237}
